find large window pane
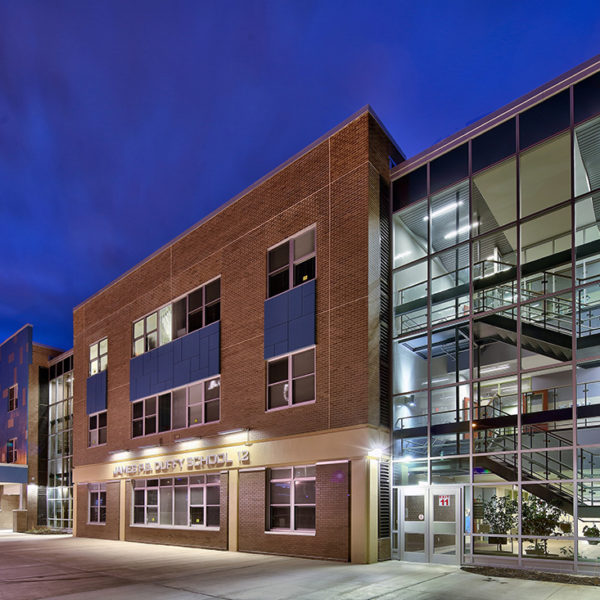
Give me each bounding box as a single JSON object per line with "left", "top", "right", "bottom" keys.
{"left": 392, "top": 165, "right": 427, "bottom": 212}
{"left": 520, "top": 294, "right": 573, "bottom": 369}
{"left": 574, "top": 71, "right": 600, "bottom": 124}
{"left": 430, "top": 245, "right": 469, "bottom": 326}
{"left": 392, "top": 199, "right": 428, "bottom": 269}
{"left": 393, "top": 336, "right": 428, "bottom": 394}
{"left": 429, "top": 180, "right": 470, "bottom": 253}
{"left": 577, "top": 282, "right": 600, "bottom": 360}
{"left": 520, "top": 133, "right": 571, "bottom": 218}
{"left": 575, "top": 195, "right": 600, "bottom": 286}
{"left": 472, "top": 226, "right": 518, "bottom": 313}
{"left": 473, "top": 311, "right": 518, "bottom": 378}
{"left": 472, "top": 119, "right": 516, "bottom": 174}
{"left": 472, "top": 157, "right": 516, "bottom": 234}
{"left": 519, "top": 90, "right": 570, "bottom": 150}
{"left": 520, "top": 206, "right": 572, "bottom": 296}
{"left": 393, "top": 260, "right": 427, "bottom": 335}
{"left": 429, "top": 323, "right": 470, "bottom": 386}
{"left": 430, "top": 144, "right": 468, "bottom": 195}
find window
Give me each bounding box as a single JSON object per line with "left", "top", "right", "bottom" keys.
{"left": 267, "top": 348, "right": 315, "bottom": 410}
{"left": 132, "top": 279, "right": 220, "bottom": 357}
{"left": 132, "top": 376, "right": 220, "bottom": 438}
{"left": 89, "top": 338, "right": 108, "bottom": 376}
{"left": 132, "top": 475, "right": 220, "bottom": 528}
{"left": 269, "top": 466, "right": 316, "bottom": 531}
{"left": 8, "top": 385, "right": 18, "bottom": 411}
{"left": 268, "top": 228, "right": 315, "bottom": 298}
{"left": 6, "top": 438, "right": 17, "bottom": 463}
{"left": 88, "top": 483, "right": 106, "bottom": 524}
{"left": 88, "top": 411, "right": 107, "bottom": 447}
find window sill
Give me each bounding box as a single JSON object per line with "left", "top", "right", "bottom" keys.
{"left": 129, "top": 524, "right": 220, "bottom": 532}
{"left": 131, "top": 320, "right": 221, "bottom": 360}
{"left": 266, "top": 399, "right": 316, "bottom": 413}
{"left": 265, "top": 530, "right": 316, "bottom": 536}
{"left": 87, "top": 443, "right": 107, "bottom": 449}
{"left": 267, "top": 277, "right": 316, "bottom": 301}
{"left": 86, "top": 522, "right": 106, "bottom": 526}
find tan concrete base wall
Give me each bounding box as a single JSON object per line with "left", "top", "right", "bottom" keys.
{"left": 0, "top": 489, "right": 19, "bottom": 529}
{"left": 238, "top": 463, "right": 350, "bottom": 561}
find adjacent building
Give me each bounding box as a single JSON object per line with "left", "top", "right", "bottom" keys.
{"left": 2, "top": 55, "right": 600, "bottom": 573}
{"left": 0, "top": 325, "right": 64, "bottom": 530}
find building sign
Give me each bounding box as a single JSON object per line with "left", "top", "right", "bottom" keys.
{"left": 438, "top": 495, "right": 450, "bottom": 507}
{"left": 112, "top": 450, "right": 250, "bottom": 477}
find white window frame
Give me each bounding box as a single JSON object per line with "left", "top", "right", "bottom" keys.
{"left": 268, "top": 465, "right": 316, "bottom": 532}
{"left": 131, "top": 376, "right": 220, "bottom": 439}
{"left": 8, "top": 384, "right": 18, "bottom": 412}
{"left": 88, "top": 483, "right": 106, "bottom": 524}
{"left": 131, "top": 474, "right": 220, "bottom": 529}
{"left": 267, "top": 226, "right": 316, "bottom": 299}
{"left": 132, "top": 276, "right": 221, "bottom": 358}
{"left": 266, "top": 347, "right": 315, "bottom": 411}
{"left": 88, "top": 410, "right": 107, "bottom": 447}
{"left": 89, "top": 338, "right": 108, "bottom": 376}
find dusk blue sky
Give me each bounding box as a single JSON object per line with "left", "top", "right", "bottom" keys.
{"left": 1, "top": 1, "right": 600, "bottom": 350}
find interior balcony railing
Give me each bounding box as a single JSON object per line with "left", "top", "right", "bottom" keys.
{"left": 393, "top": 391, "right": 600, "bottom": 513}
{"left": 395, "top": 260, "right": 600, "bottom": 348}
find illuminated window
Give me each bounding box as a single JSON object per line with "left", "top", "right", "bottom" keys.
{"left": 88, "top": 411, "right": 107, "bottom": 447}
{"left": 88, "top": 483, "right": 106, "bottom": 524}
{"left": 132, "top": 475, "right": 220, "bottom": 528}
{"left": 267, "top": 348, "right": 315, "bottom": 410}
{"left": 132, "top": 278, "right": 220, "bottom": 357}
{"left": 131, "top": 376, "right": 220, "bottom": 438}
{"left": 89, "top": 338, "right": 108, "bottom": 376}
{"left": 268, "top": 466, "right": 316, "bottom": 531}
{"left": 6, "top": 438, "right": 17, "bottom": 463}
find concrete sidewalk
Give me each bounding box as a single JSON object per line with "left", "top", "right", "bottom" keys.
{"left": 0, "top": 533, "right": 597, "bottom": 600}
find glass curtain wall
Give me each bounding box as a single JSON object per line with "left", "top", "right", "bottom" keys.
{"left": 391, "top": 72, "right": 600, "bottom": 571}
{"left": 47, "top": 367, "right": 74, "bottom": 529}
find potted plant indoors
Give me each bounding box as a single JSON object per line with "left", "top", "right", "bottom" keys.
{"left": 483, "top": 495, "right": 518, "bottom": 549}
{"left": 521, "top": 495, "right": 566, "bottom": 556}
{"left": 583, "top": 524, "right": 600, "bottom": 545}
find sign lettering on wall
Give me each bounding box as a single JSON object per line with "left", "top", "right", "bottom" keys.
{"left": 112, "top": 450, "right": 250, "bottom": 477}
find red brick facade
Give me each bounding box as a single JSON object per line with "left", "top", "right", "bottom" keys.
{"left": 72, "top": 109, "right": 400, "bottom": 561}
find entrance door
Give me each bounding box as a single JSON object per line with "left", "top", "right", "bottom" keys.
{"left": 398, "top": 486, "right": 461, "bottom": 564}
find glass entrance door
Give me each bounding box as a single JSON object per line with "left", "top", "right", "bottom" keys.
{"left": 398, "top": 486, "right": 461, "bottom": 564}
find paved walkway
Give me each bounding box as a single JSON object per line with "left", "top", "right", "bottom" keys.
{"left": 0, "top": 531, "right": 597, "bottom": 599}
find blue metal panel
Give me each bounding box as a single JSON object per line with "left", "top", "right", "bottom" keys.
{"left": 0, "top": 464, "right": 28, "bottom": 483}
{"left": 264, "top": 280, "right": 315, "bottom": 359}
{"left": 129, "top": 321, "right": 220, "bottom": 401}
{"left": 86, "top": 370, "right": 107, "bottom": 414}
{"left": 0, "top": 325, "right": 33, "bottom": 463}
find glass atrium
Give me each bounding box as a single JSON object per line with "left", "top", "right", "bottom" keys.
{"left": 391, "top": 72, "right": 600, "bottom": 570}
